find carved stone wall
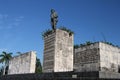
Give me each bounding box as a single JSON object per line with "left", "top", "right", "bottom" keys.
{"left": 8, "top": 51, "right": 36, "bottom": 74}
{"left": 74, "top": 43, "right": 100, "bottom": 72}
{"left": 43, "top": 29, "right": 73, "bottom": 72}
{"left": 43, "top": 32, "right": 55, "bottom": 72}
{"left": 74, "top": 42, "right": 120, "bottom": 73}
{"left": 54, "top": 29, "right": 73, "bottom": 72}
{"left": 99, "top": 42, "right": 120, "bottom": 73}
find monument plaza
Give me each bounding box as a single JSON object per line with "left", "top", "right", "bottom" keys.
{"left": 1, "top": 9, "right": 120, "bottom": 80}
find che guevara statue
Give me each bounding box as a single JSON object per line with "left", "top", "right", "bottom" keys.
{"left": 50, "top": 9, "right": 58, "bottom": 31}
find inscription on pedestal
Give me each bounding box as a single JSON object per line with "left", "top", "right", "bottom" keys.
{"left": 43, "top": 29, "right": 73, "bottom": 72}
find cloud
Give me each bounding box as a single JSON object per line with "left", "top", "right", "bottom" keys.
{"left": 15, "top": 16, "right": 24, "bottom": 21}
{"left": 0, "top": 14, "right": 8, "bottom": 19}
{"left": 0, "top": 14, "right": 24, "bottom": 29}
{"left": 0, "top": 48, "right": 7, "bottom": 52}
{"left": 7, "top": 16, "right": 24, "bottom": 29}
{"left": 0, "top": 14, "right": 8, "bottom": 25}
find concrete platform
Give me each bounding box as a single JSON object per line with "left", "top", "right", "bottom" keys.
{"left": 0, "top": 71, "right": 120, "bottom": 80}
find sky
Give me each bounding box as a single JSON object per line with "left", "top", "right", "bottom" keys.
{"left": 0, "top": 0, "right": 120, "bottom": 64}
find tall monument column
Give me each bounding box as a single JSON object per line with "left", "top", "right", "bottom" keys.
{"left": 43, "top": 9, "right": 73, "bottom": 72}
{"left": 43, "top": 29, "right": 73, "bottom": 72}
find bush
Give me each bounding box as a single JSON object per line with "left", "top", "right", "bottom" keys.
{"left": 59, "top": 27, "right": 74, "bottom": 36}
{"left": 42, "top": 27, "right": 74, "bottom": 38}
{"left": 74, "top": 41, "right": 120, "bottom": 49}
{"left": 42, "top": 29, "right": 53, "bottom": 38}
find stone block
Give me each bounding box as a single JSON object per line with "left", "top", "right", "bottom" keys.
{"left": 74, "top": 42, "right": 120, "bottom": 73}
{"left": 43, "top": 29, "right": 73, "bottom": 72}
{"left": 8, "top": 51, "right": 36, "bottom": 74}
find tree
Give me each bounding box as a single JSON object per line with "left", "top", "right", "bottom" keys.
{"left": 35, "top": 57, "right": 42, "bottom": 73}
{"left": 74, "top": 44, "right": 79, "bottom": 49}
{"left": 0, "top": 51, "right": 12, "bottom": 75}
{"left": 0, "top": 66, "right": 3, "bottom": 76}
{"left": 86, "top": 41, "right": 92, "bottom": 45}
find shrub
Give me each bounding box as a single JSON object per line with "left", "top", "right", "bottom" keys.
{"left": 42, "top": 29, "right": 53, "bottom": 38}
{"left": 59, "top": 27, "right": 74, "bottom": 36}
{"left": 42, "top": 27, "right": 74, "bottom": 38}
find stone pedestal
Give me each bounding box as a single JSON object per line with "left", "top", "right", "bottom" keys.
{"left": 43, "top": 29, "right": 73, "bottom": 72}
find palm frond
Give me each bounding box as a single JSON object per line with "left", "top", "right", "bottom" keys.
{"left": 0, "top": 54, "right": 4, "bottom": 57}
{"left": 2, "top": 51, "right": 7, "bottom": 55}
{"left": 0, "top": 58, "right": 5, "bottom": 63}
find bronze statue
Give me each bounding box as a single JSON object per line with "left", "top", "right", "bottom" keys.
{"left": 50, "top": 9, "right": 58, "bottom": 31}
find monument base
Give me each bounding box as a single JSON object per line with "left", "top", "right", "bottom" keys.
{"left": 1, "top": 71, "right": 120, "bottom": 80}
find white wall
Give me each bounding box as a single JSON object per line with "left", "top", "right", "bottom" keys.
{"left": 8, "top": 51, "right": 36, "bottom": 74}
{"left": 99, "top": 42, "right": 120, "bottom": 72}
{"left": 74, "top": 43, "right": 100, "bottom": 72}
{"left": 54, "top": 29, "right": 73, "bottom": 72}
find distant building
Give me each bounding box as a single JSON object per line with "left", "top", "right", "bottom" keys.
{"left": 74, "top": 42, "right": 120, "bottom": 73}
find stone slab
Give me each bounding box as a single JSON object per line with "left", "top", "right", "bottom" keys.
{"left": 8, "top": 51, "right": 36, "bottom": 74}
{"left": 43, "top": 29, "right": 73, "bottom": 72}
{"left": 1, "top": 71, "right": 120, "bottom": 80}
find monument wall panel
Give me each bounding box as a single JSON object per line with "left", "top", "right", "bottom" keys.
{"left": 8, "top": 51, "right": 36, "bottom": 74}
{"left": 54, "top": 29, "right": 73, "bottom": 72}
{"left": 74, "top": 42, "right": 120, "bottom": 73}
{"left": 74, "top": 43, "right": 100, "bottom": 72}
{"left": 43, "top": 32, "right": 55, "bottom": 72}
{"left": 43, "top": 29, "right": 73, "bottom": 72}
{"left": 99, "top": 42, "right": 120, "bottom": 72}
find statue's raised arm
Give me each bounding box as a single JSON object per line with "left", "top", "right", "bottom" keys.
{"left": 51, "top": 9, "right": 58, "bottom": 31}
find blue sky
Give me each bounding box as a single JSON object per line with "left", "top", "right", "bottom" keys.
{"left": 0, "top": 0, "right": 120, "bottom": 63}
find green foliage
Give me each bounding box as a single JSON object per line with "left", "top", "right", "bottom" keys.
{"left": 0, "top": 51, "right": 12, "bottom": 75}
{"left": 59, "top": 27, "right": 74, "bottom": 36}
{"left": 0, "top": 67, "right": 3, "bottom": 76}
{"left": 80, "top": 44, "right": 85, "bottom": 47}
{"left": 42, "top": 27, "right": 74, "bottom": 38}
{"left": 86, "top": 41, "right": 93, "bottom": 45}
{"left": 74, "top": 41, "right": 93, "bottom": 49}
{"left": 42, "top": 29, "right": 53, "bottom": 38}
{"left": 74, "top": 44, "right": 79, "bottom": 49}
{"left": 74, "top": 41, "right": 120, "bottom": 49}
{"left": 35, "top": 57, "right": 42, "bottom": 73}
{"left": 16, "top": 52, "right": 22, "bottom": 55}
{"left": 0, "top": 51, "right": 12, "bottom": 65}
{"left": 103, "top": 42, "right": 113, "bottom": 46}
{"left": 102, "top": 41, "right": 120, "bottom": 48}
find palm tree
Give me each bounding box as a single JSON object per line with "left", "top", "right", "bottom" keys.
{"left": 0, "top": 51, "right": 12, "bottom": 75}
{"left": 0, "top": 66, "right": 4, "bottom": 76}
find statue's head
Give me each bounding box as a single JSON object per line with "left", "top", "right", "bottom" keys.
{"left": 51, "top": 9, "right": 55, "bottom": 13}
